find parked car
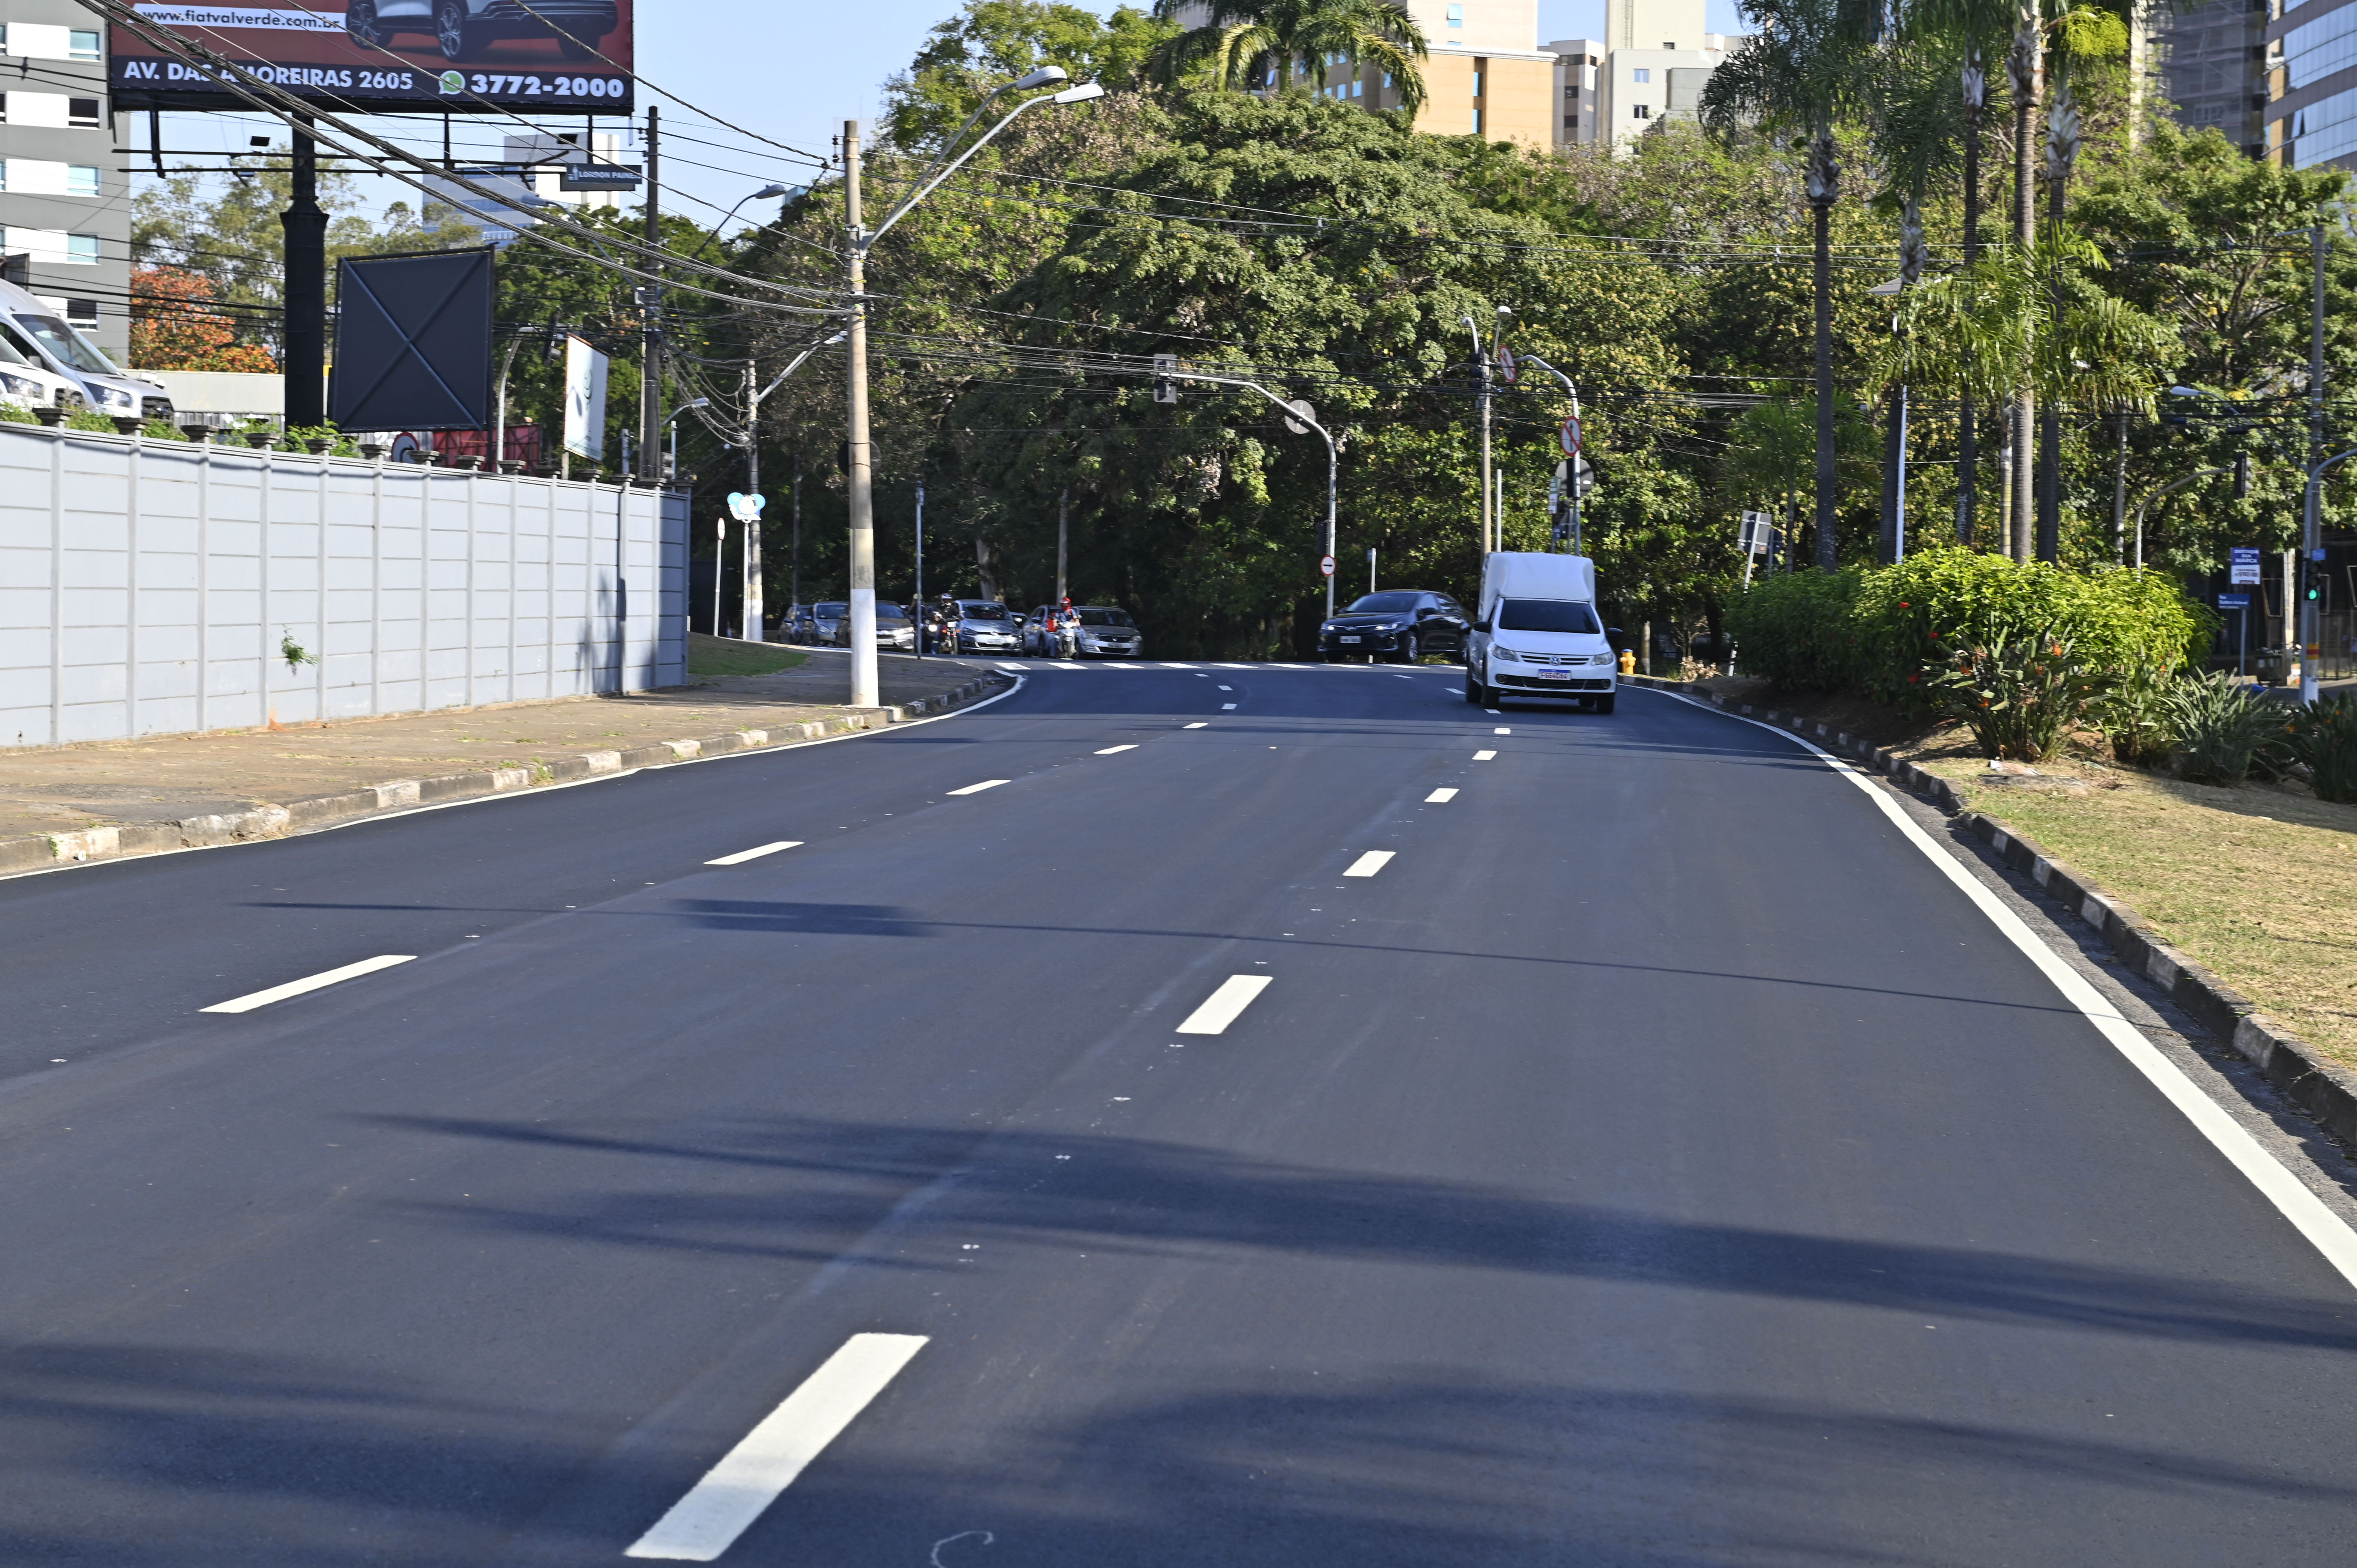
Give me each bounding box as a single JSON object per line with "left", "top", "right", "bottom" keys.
{"left": 804, "top": 601, "right": 849, "bottom": 645}
{"left": 938, "top": 600, "right": 1024, "bottom": 656}
{"left": 0, "top": 279, "right": 171, "bottom": 423}
{"left": 1461, "top": 553, "right": 1617, "bottom": 713}
{"left": 0, "top": 328, "right": 82, "bottom": 413}
{"left": 346, "top": 0, "right": 620, "bottom": 62}
{"left": 1316, "top": 590, "right": 1469, "bottom": 664}
{"left": 1065, "top": 606, "right": 1143, "bottom": 658}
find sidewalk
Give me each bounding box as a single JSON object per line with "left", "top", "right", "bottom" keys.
{"left": 0, "top": 640, "right": 1009, "bottom": 874}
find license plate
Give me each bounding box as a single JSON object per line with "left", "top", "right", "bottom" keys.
{"left": 1340, "top": 636, "right": 1361, "bottom": 644}
{"left": 1536, "top": 668, "right": 1573, "bottom": 681}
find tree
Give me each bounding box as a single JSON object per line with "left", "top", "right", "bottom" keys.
{"left": 1701, "top": 0, "right": 1876, "bottom": 570}
{"left": 1150, "top": 0, "right": 1429, "bottom": 115}
{"left": 885, "top": 0, "right": 1175, "bottom": 149}
{"left": 127, "top": 265, "right": 278, "bottom": 372}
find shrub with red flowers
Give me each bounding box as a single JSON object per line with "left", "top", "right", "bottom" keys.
{"left": 1924, "top": 622, "right": 2110, "bottom": 761}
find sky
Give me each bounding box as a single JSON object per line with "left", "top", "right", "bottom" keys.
{"left": 146, "top": 0, "right": 1748, "bottom": 240}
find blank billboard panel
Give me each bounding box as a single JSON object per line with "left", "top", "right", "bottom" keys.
{"left": 329, "top": 248, "right": 493, "bottom": 433}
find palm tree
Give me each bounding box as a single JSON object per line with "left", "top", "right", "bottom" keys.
{"left": 1151, "top": 0, "right": 1429, "bottom": 116}
{"left": 1701, "top": 0, "right": 1875, "bottom": 570}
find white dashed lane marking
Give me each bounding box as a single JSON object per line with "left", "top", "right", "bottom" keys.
{"left": 1095, "top": 745, "right": 1138, "bottom": 755}
{"left": 1183, "top": 722, "right": 1208, "bottom": 729}
{"left": 201, "top": 955, "right": 417, "bottom": 1014}
{"left": 945, "top": 779, "right": 1011, "bottom": 796}
{"left": 1174, "top": 975, "right": 1273, "bottom": 1035}
{"left": 705, "top": 841, "right": 803, "bottom": 866}
{"left": 1473, "top": 750, "right": 1497, "bottom": 761}
{"left": 1221, "top": 703, "right": 1237, "bottom": 711}
{"left": 1426, "top": 788, "right": 1458, "bottom": 803}
{"left": 1343, "top": 851, "right": 1394, "bottom": 878}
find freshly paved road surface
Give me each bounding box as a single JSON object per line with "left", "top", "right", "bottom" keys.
{"left": 2, "top": 661, "right": 2354, "bottom": 1564}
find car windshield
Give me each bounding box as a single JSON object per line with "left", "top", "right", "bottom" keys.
{"left": 815, "top": 603, "right": 847, "bottom": 616}
{"left": 16, "top": 314, "right": 118, "bottom": 376}
{"left": 1078, "top": 609, "right": 1133, "bottom": 627}
{"left": 959, "top": 604, "right": 1011, "bottom": 620}
{"left": 876, "top": 608, "right": 908, "bottom": 623}
{"left": 1497, "top": 598, "right": 1601, "bottom": 634}
{"left": 1345, "top": 592, "right": 1423, "bottom": 614}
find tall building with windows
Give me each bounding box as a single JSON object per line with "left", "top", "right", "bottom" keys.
{"left": 0, "top": 0, "right": 129, "bottom": 360}
{"left": 1550, "top": 0, "right": 1739, "bottom": 152}
{"left": 2269, "top": 0, "right": 2357, "bottom": 170}
{"left": 2151, "top": 0, "right": 2355, "bottom": 173}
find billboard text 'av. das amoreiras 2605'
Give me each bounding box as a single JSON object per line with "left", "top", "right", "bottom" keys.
{"left": 110, "top": 0, "right": 633, "bottom": 114}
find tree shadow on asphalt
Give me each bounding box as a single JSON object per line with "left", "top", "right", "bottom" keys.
{"left": 361, "top": 1112, "right": 2357, "bottom": 1352}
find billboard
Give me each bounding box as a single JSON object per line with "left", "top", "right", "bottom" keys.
{"left": 562, "top": 335, "right": 607, "bottom": 461}
{"left": 110, "top": 1, "right": 633, "bottom": 113}
{"left": 328, "top": 247, "right": 494, "bottom": 432}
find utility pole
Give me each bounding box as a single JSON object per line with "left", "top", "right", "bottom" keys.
{"left": 742, "top": 358, "right": 763, "bottom": 642}
{"left": 639, "top": 105, "right": 661, "bottom": 482}
{"left": 1056, "top": 487, "right": 1068, "bottom": 606}
{"left": 280, "top": 113, "right": 325, "bottom": 429}
{"left": 842, "top": 120, "right": 880, "bottom": 707}
{"left": 1474, "top": 332, "right": 1493, "bottom": 553}
{"left": 913, "top": 481, "right": 925, "bottom": 658}
{"left": 2302, "top": 221, "right": 2326, "bottom": 702}
{"left": 790, "top": 453, "right": 802, "bottom": 627}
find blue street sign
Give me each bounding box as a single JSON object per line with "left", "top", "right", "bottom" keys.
{"left": 2218, "top": 593, "right": 2249, "bottom": 609}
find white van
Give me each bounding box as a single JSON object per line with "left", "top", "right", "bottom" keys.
{"left": 1463, "top": 552, "right": 1618, "bottom": 713}
{"left": 0, "top": 279, "right": 173, "bottom": 423}
{"left": 0, "top": 324, "right": 83, "bottom": 413}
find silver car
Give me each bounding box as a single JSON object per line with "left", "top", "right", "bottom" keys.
{"left": 942, "top": 600, "right": 1024, "bottom": 656}
{"left": 834, "top": 604, "right": 914, "bottom": 651}
{"left": 806, "top": 602, "right": 849, "bottom": 645}
{"left": 1069, "top": 606, "right": 1143, "bottom": 659}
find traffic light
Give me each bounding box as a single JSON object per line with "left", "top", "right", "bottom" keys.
{"left": 1152, "top": 353, "right": 1178, "bottom": 404}
{"left": 2305, "top": 558, "right": 2330, "bottom": 611}
{"left": 2233, "top": 452, "right": 2250, "bottom": 498}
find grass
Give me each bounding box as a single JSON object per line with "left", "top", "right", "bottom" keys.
{"left": 688, "top": 632, "right": 809, "bottom": 680}
{"left": 1704, "top": 677, "right": 2357, "bottom": 1070}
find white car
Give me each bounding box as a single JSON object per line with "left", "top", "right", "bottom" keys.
{"left": 0, "top": 330, "right": 82, "bottom": 414}
{"left": 0, "top": 279, "right": 171, "bottom": 422}
{"left": 1463, "top": 552, "right": 1618, "bottom": 713}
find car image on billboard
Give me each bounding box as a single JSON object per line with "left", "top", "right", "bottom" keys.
{"left": 111, "top": 1, "right": 633, "bottom": 112}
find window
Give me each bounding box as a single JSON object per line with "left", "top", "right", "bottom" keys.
{"left": 1631, "top": 67, "right": 1651, "bottom": 82}
{"left": 1497, "top": 599, "right": 1603, "bottom": 634}
{"left": 1383, "top": 72, "right": 1394, "bottom": 87}
{"left": 64, "top": 298, "right": 97, "bottom": 328}
{"left": 1663, "top": 40, "right": 1677, "bottom": 49}
{"left": 1446, "top": 2, "right": 1463, "bottom": 20}
{"left": 1472, "top": 107, "right": 1482, "bottom": 131}
{"left": 65, "top": 235, "right": 99, "bottom": 264}
{"left": 69, "top": 30, "right": 101, "bottom": 60}
{"left": 66, "top": 166, "right": 99, "bottom": 197}
{"left": 1565, "top": 113, "right": 1578, "bottom": 127}
{"left": 68, "top": 98, "right": 101, "bottom": 127}
{"left": 1472, "top": 68, "right": 1483, "bottom": 96}
{"left": 1352, "top": 78, "right": 1362, "bottom": 96}
{"left": 1633, "top": 103, "right": 1650, "bottom": 118}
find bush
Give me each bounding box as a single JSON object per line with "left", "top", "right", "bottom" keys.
{"left": 2288, "top": 693, "right": 2357, "bottom": 803}
{"left": 1724, "top": 568, "right": 1865, "bottom": 690}
{"left": 2097, "top": 664, "right": 2182, "bottom": 766}
{"left": 1853, "top": 548, "right": 2211, "bottom": 705}
{"left": 1927, "top": 627, "right": 2109, "bottom": 762}
{"left": 0, "top": 403, "right": 36, "bottom": 426}
{"left": 2169, "top": 673, "right": 2290, "bottom": 786}
{"left": 65, "top": 408, "right": 117, "bottom": 433}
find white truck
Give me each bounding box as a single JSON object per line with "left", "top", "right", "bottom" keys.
{"left": 1463, "top": 552, "right": 1619, "bottom": 713}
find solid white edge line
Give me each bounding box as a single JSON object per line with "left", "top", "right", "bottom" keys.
{"left": 200, "top": 953, "right": 416, "bottom": 1014}
{"left": 624, "top": 1333, "right": 928, "bottom": 1562}
{"left": 1641, "top": 686, "right": 2357, "bottom": 1294}
{"left": 1343, "top": 850, "right": 1394, "bottom": 877}
{"left": 1174, "top": 974, "right": 1272, "bottom": 1035}
{"left": 1425, "top": 787, "right": 1458, "bottom": 803}
{"left": 704, "top": 841, "right": 803, "bottom": 866}
{"left": 1094, "top": 745, "right": 1138, "bottom": 755}
{"left": 945, "top": 779, "right": 1011, "bottom": 796}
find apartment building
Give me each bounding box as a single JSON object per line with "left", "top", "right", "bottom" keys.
{"left": 2269, "top": 0, "right": 2357, "bottom": 170}
{"left": 0, "top": 0, "right": 129, "bottom": 360}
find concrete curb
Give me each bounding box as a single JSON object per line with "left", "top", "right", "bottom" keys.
{"left": 1623, "top": 672, "right": 2357, "bottom": 1149}
{"left": 0, "top": 671, "right": 1012, "bottom": 879}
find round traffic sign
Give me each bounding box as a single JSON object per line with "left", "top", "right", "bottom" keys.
{"left": 1496, "top": 345, "right": 1517, "bottom": 384}
{"left": 1559, "top": 415, "right": 1581, "bottom": 456}
{"left": 1318, "top": 554, "right": 1336, "bottom": 577}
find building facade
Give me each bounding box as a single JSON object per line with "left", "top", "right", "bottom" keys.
{"left": 0, "top": 0, "right": 130, "bottom": 360}
{"left": 2270, "top": 0, "right": 2357, "bottom": 170}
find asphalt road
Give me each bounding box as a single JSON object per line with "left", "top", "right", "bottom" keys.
{"left": 2, "top": 660, "right": 2355, "bottom": 1565}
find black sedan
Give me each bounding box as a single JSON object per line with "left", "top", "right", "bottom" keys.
{"left": 1317, "top": 591, "right": 1469, "bottom": 663}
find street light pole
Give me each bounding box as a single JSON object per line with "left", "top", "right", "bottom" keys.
{"left": 1463, "top": 314, "right": 1492, "bottom": 553}
{"left": 1172, "top": 370, "right": 1338, "bottom": 618}
{"left": 740, "top": 332, "right": 844, "bottom": 646}
{"left": 1520, "top": 354, "right": 1582, "bottom": 554}
{"left": 839, "top": 71, "right": 1101, "bottom": 708}
{"left": 2302, "top": 222, "right": 2326, "bottom": 703}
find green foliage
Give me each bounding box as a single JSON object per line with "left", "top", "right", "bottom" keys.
{"left": 2288, "top": 694, "right": 2357, "bottom": 804}
{"left": 2096, "top": 664, "right": 2180, "bottom": 766}
{"left": 1151, "top": 0, "right": 1430, "bottom": 114}
{"left": 65, "top": 409, "right": 117, "bottom": 433}
{"left": 0, "top": 403, "right": 37, "bottom": 426}
{"left": 139, "top": 418, "right": 188, "bottom": 441}
{"left": 2168, "top": 672, "right": 2290, "bottom": 786}
{"left": 886, "top": 0, "right": 1175, "bottom": 147}
{"left": 1926, "top": 628, "right": 2108, "bottom": 762}
{"left": 285, "top": 423, "right": 361, "bottom": 456}
{"left": 1724, "top": 568, "right": 1865, "bottom": 689}
{"left": 279, "top": 630, "right": 317, "bottom": 672}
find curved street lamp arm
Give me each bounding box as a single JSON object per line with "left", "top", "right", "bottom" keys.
{"left": 865, "top": 94, "right": 1052, "bottom": 253}
{"left": 754, "top": 330, "right": 849, "bottom": 410}
{"left": 1516, "top": 353, "right": 1576, "bottom": 400}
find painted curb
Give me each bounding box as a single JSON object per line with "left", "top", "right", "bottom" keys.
{"left": 1624, "top": 671, "right": 2357, "bottom": 1149}
{"left": 0, "top": 671, "right": 1012, "bottom": 878}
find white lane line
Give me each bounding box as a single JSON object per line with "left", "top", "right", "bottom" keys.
{"left": 1193, "top": 673, "right": 1210, "bottom": 678}
{"left": 1174, "top": 974, "right": 1272, "bottom": 1035}
{"left": 995, "top": 662, "right": 1025, "bottom": 672}
{"left": 624, "top": 1333, "right": 928, "bottom": 1561}
{"left": 1217, "top": 685, "right": 1233, "bottom": 691}
{"left": 1161, "top": 662, "right": 1197, "bottom": 669}
{"left": 1473, "top": 749, "right": 1497, "bottom": 761}
{"left": 945, "top": 779, "right": 1011, "bottom": 796}
{"left": 1106, "top": 662, "right": 1142, "bottom": 669}
{"left": 1095, "top": 744, "right": 1138, "bottom": 755}
{"left": 1213, "top": 663, "right": 1251, "bottom": 669}
{"left": 1643, "top": 687, "right": 2357, "bottom": 1294}
{"left": 1493, "top": 727, "right": 1511, "bottom": 735}
{"left": 1425, "top": 788, "right": 1459, "bottom": 803}
{"left": 1485, "top": 708, "right": 1502, "bottom": 715}
{"left": 1183, "top": 722, "right": 1208, "bottom": 729}
{"left": 201, "top": 954, "right": 416, "bottom": 1014}
{"left": 1220, "top": 703, "right": 1237, "bottom": 710}
{"left": 1051, "top": 661, "right": 1084, "bottom": 670}
{"left": 705, "top": 841, "right": 803, "bottom": 866}
{"left": 1343, "top": 851, "right": 1394, "bottom": 878}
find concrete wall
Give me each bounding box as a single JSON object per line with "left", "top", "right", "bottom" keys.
{"left": 0, "top": 422, "right": 687, "bottom": 749}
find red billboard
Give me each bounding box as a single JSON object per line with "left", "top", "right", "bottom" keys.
{"left": 110, "top": 1, "right": 633, "bottom": 113}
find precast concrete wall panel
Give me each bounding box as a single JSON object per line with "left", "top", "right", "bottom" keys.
{"left": 0, "top": 424, "right": 687, "bottom": 749}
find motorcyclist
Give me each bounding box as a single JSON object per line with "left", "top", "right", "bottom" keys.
{"left": 1055, "top": 597, "right": 1079, "bottom": 659}
{"left": 935, "top": 593, "right": 961, "bottom": 655}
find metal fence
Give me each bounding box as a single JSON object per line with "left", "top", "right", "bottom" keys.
{"left": 0, "top": 424, "right": 687, "bottom": 749}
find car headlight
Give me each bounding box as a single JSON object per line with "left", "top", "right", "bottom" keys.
{"left": 1493, "top": 646, "right": 1521, "bottom": 662}
{"left": 101, "top": 387, "right": 135, "bottom": 410}
{"left": 0, "top": 372, "right": 35, "bottom": 397}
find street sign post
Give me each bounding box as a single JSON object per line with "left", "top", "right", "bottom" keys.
{"left": 1559, "top": 415, "right": 1581, "bottom": 457}
{"left": 2230, "top": 546, "right": 2262, "bottom": 585}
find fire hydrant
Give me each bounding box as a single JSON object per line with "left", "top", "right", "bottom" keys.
{"left": 1618, "top": 648, "right": 1636, "bottom": 676}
